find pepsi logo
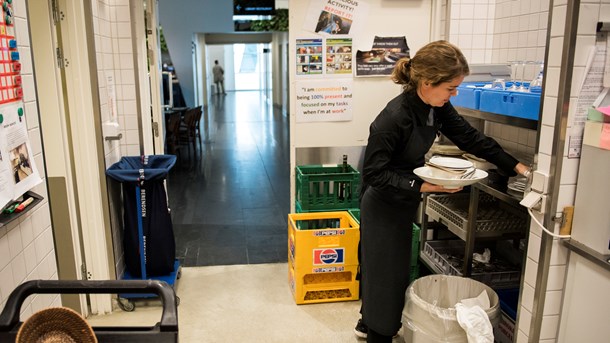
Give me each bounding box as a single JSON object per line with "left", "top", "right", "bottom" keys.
{"left": 313, "top": 248, "right": 345, "bottom": 265}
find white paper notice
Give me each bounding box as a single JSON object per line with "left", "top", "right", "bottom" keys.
{"left": 296, "top": 79, "right": 353, "bottom": 122}
{"left": 107, "top": 72, "right": 118, "bottom": 120}
{"left": 568, "top": 35, "right": 606, "bottom": 158}
{"left": 604, "top": 32, "right": 610, "bottom": 88}
{"left": 0, "top": 102, "right": 42, "bottom": 207}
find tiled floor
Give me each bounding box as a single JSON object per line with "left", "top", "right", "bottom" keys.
{"left": 166, "top": 91, "right": 290, "bottom": 267}
{"left": 86, "top": 263, "right": 381, "bottom": 342}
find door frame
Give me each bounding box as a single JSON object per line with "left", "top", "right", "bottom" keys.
{"left": 145, "top": 0, "right": 166, "bottom": 155}
{"left": 29, "top": 0, "right": 115, "bottom": 314}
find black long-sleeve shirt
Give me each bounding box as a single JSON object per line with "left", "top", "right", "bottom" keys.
{"left": 362, "top": 90, "right": 518, "bottom": 195}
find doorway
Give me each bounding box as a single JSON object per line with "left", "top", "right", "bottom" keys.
{"left": 206, "top": 43, "right": 273, "bottom": 94}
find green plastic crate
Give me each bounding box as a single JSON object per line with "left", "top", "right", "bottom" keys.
{"left": 410, "top": 264, "right": 420, "bottom": 283}
{"left": 348, "top": 208, "right": 421, "bottom": 265}
{"left": 295, "top": 164, "right": 360, "bottom": 212}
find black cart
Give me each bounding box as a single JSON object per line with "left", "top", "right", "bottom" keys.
{"left": 0, "top": 280, "right": 178, "bottom": 342}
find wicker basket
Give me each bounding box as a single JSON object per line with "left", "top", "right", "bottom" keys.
{"left": 16, "top": 307, "right": 97, "bottom": 343}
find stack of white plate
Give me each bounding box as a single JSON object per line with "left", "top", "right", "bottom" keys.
{"left": 507, "top": 178, "right": 527, "bottom": 199}
{"left": 426, "top": 156, "right": 474, "bottom": 177}
{"left": 414, "top": 156, "right": 488, "bottom": 189}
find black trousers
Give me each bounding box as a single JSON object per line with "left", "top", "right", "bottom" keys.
{"left": 360, "top": 186, "right": 418, "bottom": 336}
{"left": 367, "top": 328, "right": 393, "bottom": 343}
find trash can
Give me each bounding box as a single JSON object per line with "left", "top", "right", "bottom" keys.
{"left": 106, "top": 155, "right": 177, "bottom": 278}
{"left": 402, "top": 275, "right": 500, "bottom": 343}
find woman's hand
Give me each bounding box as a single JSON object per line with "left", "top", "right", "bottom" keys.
{"left": 420, "top": 182, "right": 463, "bottom": 193}
{"left": 514, "top": 162, "right": 532, "bottom": 178}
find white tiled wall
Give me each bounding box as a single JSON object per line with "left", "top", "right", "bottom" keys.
{"left": 448, "top": 0, "right": 544, "bottom": 159}
{"left": 491, "top": 0, "right": 548, "bottom": 75}
{"left": 91, "top": 0, "right": 139, "bottom": 279}
{"left": 449, "top": 0, "right": 497, "bottom": 64}
{"left": 92, "top": 0, "right": 138, "bottom": 165}
{"left": 0, "top": 3, "right": 60, "bottom": 321}
{"left": 450, "top": 0, "right": 606, "bottom": 341}
{"left": 517, "top": 0, "right": 610, "bottom": 342}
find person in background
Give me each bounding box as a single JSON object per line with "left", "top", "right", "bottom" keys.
{"left": 212, "top": 60, "right": 226, "bottom": 95}
{"left": 354, "top": 40, "right": 531, "bottom": 342}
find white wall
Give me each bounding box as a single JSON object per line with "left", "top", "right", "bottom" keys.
{"left": 158, "top": 0, "right": 234, "bottom": 107}
{"left": 290, "top": 0, "right": 433, "bottom": 150}
{"left": 0, "top": 1, "right": 59, "bottom": 320}
{"left": 558, "top": 254, "right": 610, "bottom": 341}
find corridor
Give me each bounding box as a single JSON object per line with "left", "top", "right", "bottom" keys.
{"left": 166, "top": 91, "right": 290, "bottom": 267}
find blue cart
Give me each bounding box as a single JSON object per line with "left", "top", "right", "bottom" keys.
{"left": 106, "top": 155, "right": 180, "bottom": 311}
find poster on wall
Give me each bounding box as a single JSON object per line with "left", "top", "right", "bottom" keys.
{"left": 296, "top": 38, "right": 324, "bottom": 76}
{"left": 326, "top": 38, "right": 353, "bottom": 75}
{"left": 356, "top": 36, "right": 410, "bottom": 77}
{"left": 568, "top": 35, "right": 606, "bottom": 158}
{"left": 0, "top": 103, "right": 42, "bottom": 207}
{"left": 106, "top": 72, "right": 118, "bottom": 120}
{"left": 296, "top": 79, "right": 353, "bottom": 122}
{"left": 304, "top": 0, "right": 370, "bottom": 36}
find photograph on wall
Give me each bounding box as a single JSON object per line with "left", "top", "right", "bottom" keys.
{"left": 356, "top": 36, "right": 410, "bottom": 77}
{"left": 296, "top": 38, "right": 324, "bottom": 76}
{"left": 326, "top": 38, "right": 353, "bottom": 75}
{"left": 10, "top": 143, "right": 33, "bottom": 183}
{"left": 0, "top": 102, "right": 42, "bottom": 208}
{"left": 296, "top": 79, "right": 353, "bottom": 122}
{"left": 314, "top": 11, "right": 353, "bottom": 35}
{"left": 303, "top": 0, "right": 370, "bottom": 37}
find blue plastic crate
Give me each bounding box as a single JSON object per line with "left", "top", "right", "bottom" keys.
{"left": 496, "top": 288, "right": 519, "bottom": 320}
{"left": 451, "top": 82, "right": 486, "bottom": 109}
{"left": 508, "top": 92, "right": 540, "bottom": 120}
{"left": 479, "top": 89, "right": 540, "bottom": 120}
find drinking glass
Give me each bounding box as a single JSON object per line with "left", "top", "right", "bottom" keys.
{"left": 507, "top": 61, "right": 520, "bottom": 91}
{"left": 529, "top": 61, "right": 544, "bottom": 90}
{"left": 492, "top": 79, "right": 506, "bottom": 90}
{"left": 516, "top": 61, "right": 529, "bottom": 92}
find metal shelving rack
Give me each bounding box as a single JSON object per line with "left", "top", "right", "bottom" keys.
{"left": 419, "top": 107, "right": 534, "bottom": 287}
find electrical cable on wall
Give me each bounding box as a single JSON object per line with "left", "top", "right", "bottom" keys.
{"left": 527, "top": 208, "right": 571, "bottom": 239}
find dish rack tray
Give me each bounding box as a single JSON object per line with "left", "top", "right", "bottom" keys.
{"left": 421, "top": 240, "right": 521, "bottom": 289}
{"left": 426, "top": 193, "right": 527, "bottom": 239}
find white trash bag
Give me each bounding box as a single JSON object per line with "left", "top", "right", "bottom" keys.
{"left": 402, "top": 275, "right": 500, "bottom": 343}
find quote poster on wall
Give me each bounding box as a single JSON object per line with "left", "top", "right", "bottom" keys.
{"left": 0, "top": 102, "right": 42, "bottom": 207}
{"left": 304, "top": 0, "right": 370, "bottom": 37}
{"left": 296, "top": 38, "right": 324, "bottom": 76}
{"left": 356, "top": 36, "right": 410, "bottom": 77}
{"left": 296, "top": 79, "right": 353, "bottom": 122}
{"left": 326, "top": 38, "right": 353, "bottom": 75}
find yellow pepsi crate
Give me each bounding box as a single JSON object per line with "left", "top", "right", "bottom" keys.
{"left": 289, "top": 263, "right": 359, "bottom": 304}
{"left": 288, "top": 211, "right": 360, "bottom": 270}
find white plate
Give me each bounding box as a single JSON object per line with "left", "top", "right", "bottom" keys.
{"left": 429, "top": 156, "right": 473, "bottom": 170}
{"left": 414, "top": 166, "right": 488, "bottom": 189}
{"left": 507, "top": 183, "right": 525, "bottom": 192}
{"left": 462, "top": 153, "right": 496, "bottom": 170}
